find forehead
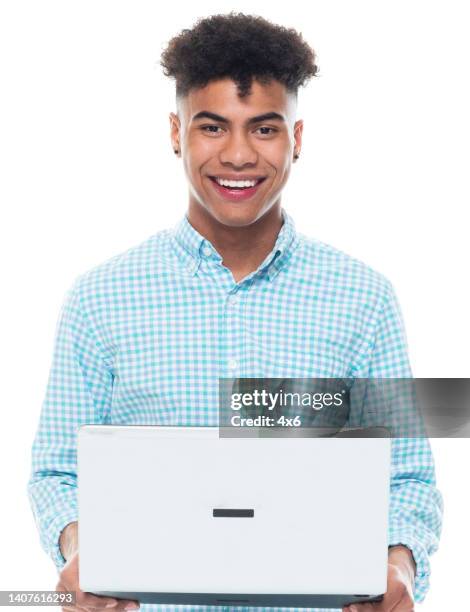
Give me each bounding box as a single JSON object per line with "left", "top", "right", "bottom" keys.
{"left": 178, "top": 77, "right": 297, "bottom": 123}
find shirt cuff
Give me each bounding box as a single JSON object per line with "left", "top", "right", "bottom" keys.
{"left": 388, "top": 527, "right": 431, "bottom": 604}
{"left": 48, "top": 510, "right": 79, "bottom": 572}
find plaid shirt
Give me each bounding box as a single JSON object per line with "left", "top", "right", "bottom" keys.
{"left": 28, "top": 209, "right": 443, "bottom": 611}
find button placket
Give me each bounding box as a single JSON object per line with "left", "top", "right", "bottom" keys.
{"left": 224, "top": 288, "right": 244, "bottom": 376}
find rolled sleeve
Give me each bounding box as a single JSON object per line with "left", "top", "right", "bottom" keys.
{"left": 389, "top": 530, "right": 432, "bottom": 603}
{"left": 27, "top": 276, "right": 113, "bottom": 571}
{"left": 352, "top": 279, "right": 443, "bottom": 603}
{"left": 387, "top": 437, "right": 444, "bottom": 602}
{"left": 48, "top": 511, "right": 79, "bottom": 571}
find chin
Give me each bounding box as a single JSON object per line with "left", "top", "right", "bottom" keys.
{"left": 209, "top": 205, "right": 265, "bottom": 228}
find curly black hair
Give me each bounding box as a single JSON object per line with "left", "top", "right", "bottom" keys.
{"left": 160, "top": 12, "right": 318, "bottom": 99}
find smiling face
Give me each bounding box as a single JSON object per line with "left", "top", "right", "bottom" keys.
{"left": 169, "top": 77, "right": 303, "bottom": 228}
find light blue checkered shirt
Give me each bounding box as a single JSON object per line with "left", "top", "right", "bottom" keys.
{"left": 28, "top": 209, "right": 442, "bottom": 610}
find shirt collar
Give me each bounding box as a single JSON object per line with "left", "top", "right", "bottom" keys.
{"left": 171, "top": 208, "right": 299, "bottom": 281}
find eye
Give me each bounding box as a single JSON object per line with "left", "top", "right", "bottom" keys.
{"left": 200, "top": 124, "right": 224, "bottom": 135}
{"left": 255, "top": 126, "right": 278, "bottom": 136}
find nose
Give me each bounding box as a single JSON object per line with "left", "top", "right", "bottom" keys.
{"left": 219, "top": 129, "right": 258, "bottom": 168}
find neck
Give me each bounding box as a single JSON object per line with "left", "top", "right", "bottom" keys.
{"left": 187, "top": 202, "right": 284, "bottom": 282}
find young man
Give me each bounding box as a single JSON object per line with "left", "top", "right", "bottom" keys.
{"left": 28, "top": 13, "right": 442, "bottom": 612}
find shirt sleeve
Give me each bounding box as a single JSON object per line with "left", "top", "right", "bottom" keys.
{"left": 352, "top": 279, "right": 443, "bottom": 603}
{"left": 27, "top": 277, "right": 113, "bottom": 571}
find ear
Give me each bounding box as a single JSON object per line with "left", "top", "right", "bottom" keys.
{"left": 169, "top": 112, "right": 181, "bottom": 156}
{"left": 293, "top": 119, "right": 304, "bottom": 160}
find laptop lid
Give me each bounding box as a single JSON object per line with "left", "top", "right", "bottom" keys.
{"left": 78, "top": 425, "right": 390, "bottom": 608}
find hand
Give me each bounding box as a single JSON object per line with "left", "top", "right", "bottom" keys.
{"left": 342, "top": 546, "right": 416, "bottom": 612}
{"left": 56, "top": 522, "right": 139, "bottom": 612}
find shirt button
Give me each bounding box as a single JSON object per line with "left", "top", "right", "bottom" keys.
{"left": 228, "top": 359, "right": 238, "bottom": 371}
{"left": 202, "top": 246, "right": 212, "bottom": 257}
{"left": 227, "top": 295, "right": 238, "bottom": 306}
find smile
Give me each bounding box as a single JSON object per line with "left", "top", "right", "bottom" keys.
{"left": 208, "top": 176, "right": 267, "bottom": 202}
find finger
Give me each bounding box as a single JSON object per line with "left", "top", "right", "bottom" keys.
{"left": 58, "top": 587, "right": 93, "bottom": 612}
{"left": 56, "top": 581, "right": 117, "bottom": 611}
{"left": 351, "top": 592, "right": 411, "bottom": 612}
{"left": 379, "top": 583, "right": 407, "bottom": 611}
{"left": 390, "top": 595, "right": 415, "bottom": 612}
{"left": 105, "top": 599, "right": 139, "bottom": 612}
{"left": 75, "top": 592, "right": 121, "bottom": 610}
{"left": 67, "top": 590, "right": 138, "bottom": 612}
{"left": 62, "top": 602, "right": 106, "bottom": 612}
{"left": 76, "top": 602, "right": 130, "bottom": 612}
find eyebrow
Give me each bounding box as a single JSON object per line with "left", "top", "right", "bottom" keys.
{"left": 191, "top": 111, "right": 285, "bottom": 125}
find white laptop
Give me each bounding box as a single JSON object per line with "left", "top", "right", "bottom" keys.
{"left": 78, "top": 425, "right": 390, "bottom": 609}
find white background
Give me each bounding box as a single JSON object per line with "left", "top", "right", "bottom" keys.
{"left": 0, "top": 1, "right": 468, "bottom": 610}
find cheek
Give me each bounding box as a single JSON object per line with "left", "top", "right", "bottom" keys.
{"left": 185, "top": 134, "right": 219, "bottom": 168}
{"left": 260, "top": 138, "right": 292, "bottom": 175}
{"left": 267, "top": 151, "right": 292, "bottom": 184}
{"left": 275, "top": 165, "right": 292, "bottom": 191}
{"left": 183, "top": 150, "right": 205, "bottom": 183}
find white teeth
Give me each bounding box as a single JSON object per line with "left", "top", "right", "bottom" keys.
{"left": 215, "top": 177, "right": 258, "bottom": 188}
